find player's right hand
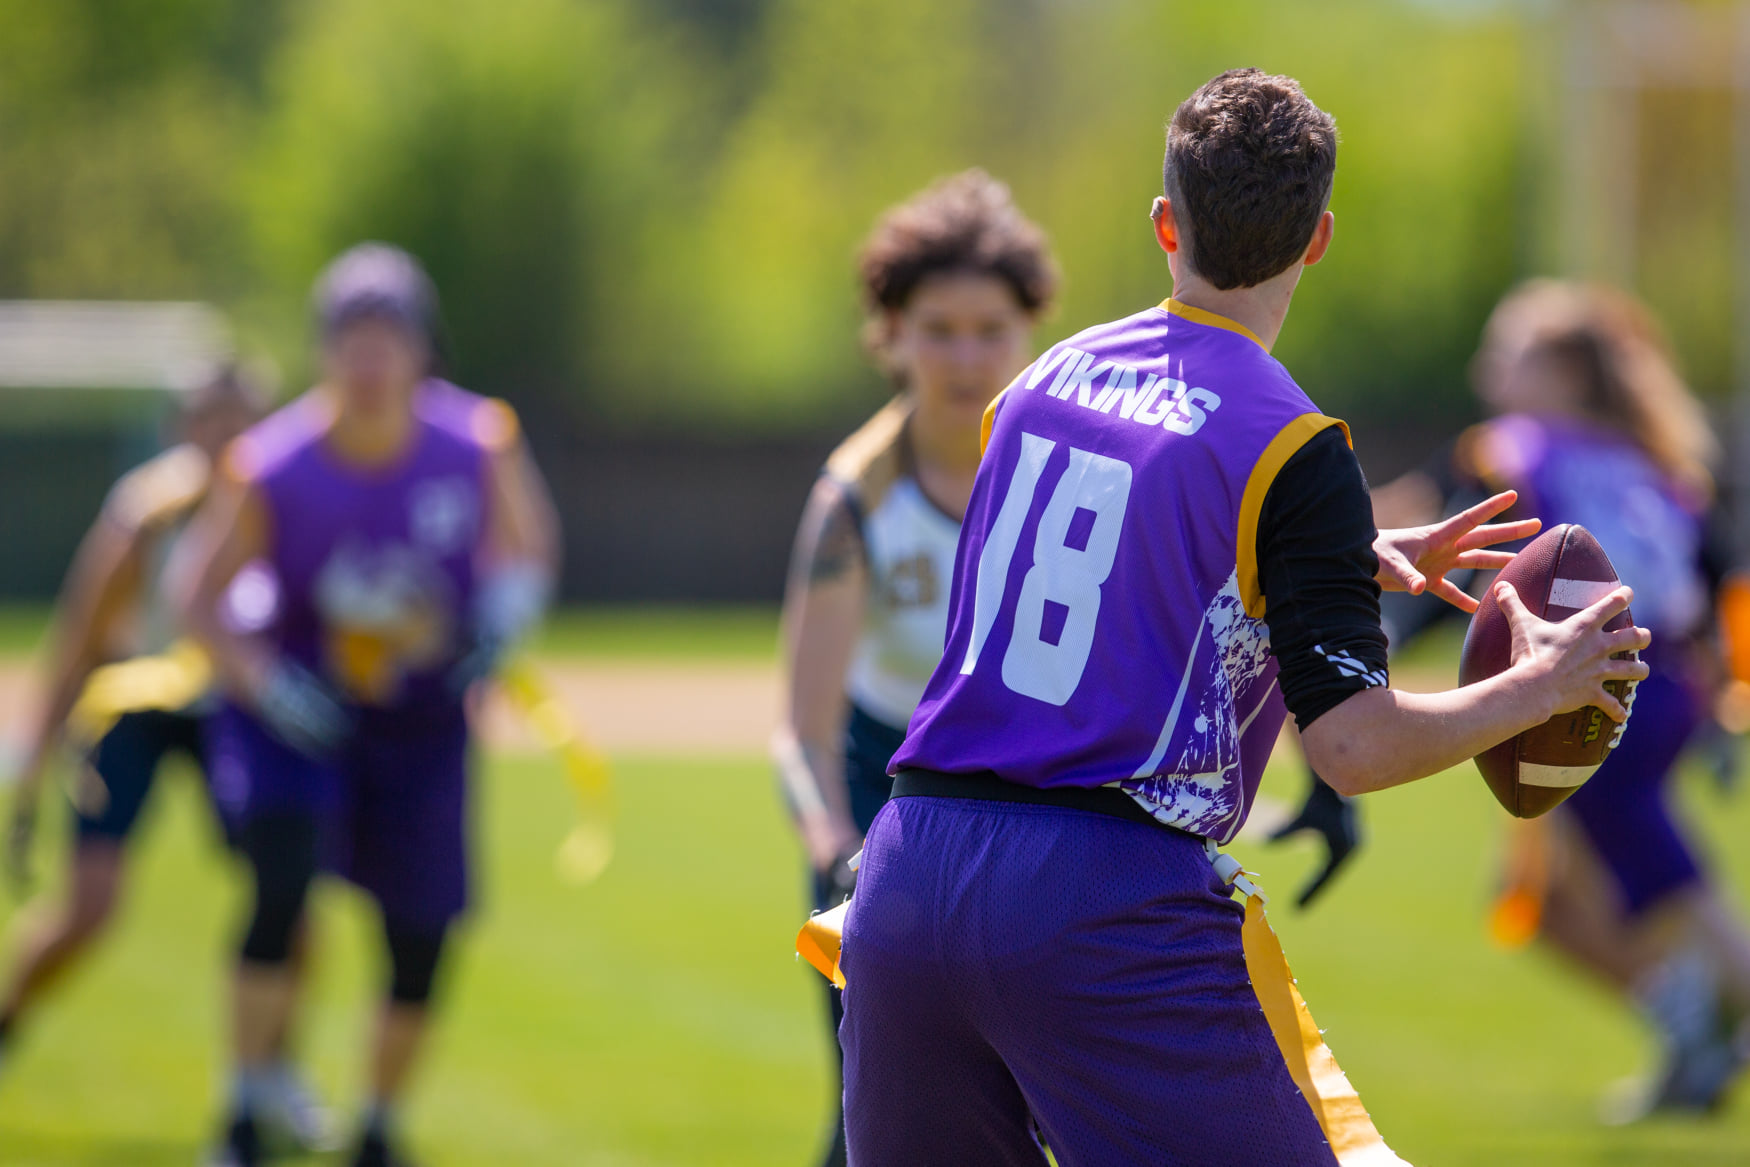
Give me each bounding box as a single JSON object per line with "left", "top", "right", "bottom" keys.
{"left": 1497, "top": 581, "right": 1651, "bottom": 723}
{"left": 256, "top": 660, "right": 355, "bottom": 759}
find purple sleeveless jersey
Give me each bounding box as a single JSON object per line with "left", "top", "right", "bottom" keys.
{"left": 1472, "top": 413, "right": 1706, "bottom": 642}
{"left": 232, "top": 379, "right": 496, "bottom": 713}
{"left": 891, "top": 301, "right": 1347, "bottom": 844}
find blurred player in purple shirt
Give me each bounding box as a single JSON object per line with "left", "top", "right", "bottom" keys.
{"left": 1453, "top": 281, "right": 1750, "bottom": 1117}
{"left": 178, "top": 245, "right": 558, "bottom": 1167}
{"left": 841, "top": 69, "right": 1651, "bottom": 1165}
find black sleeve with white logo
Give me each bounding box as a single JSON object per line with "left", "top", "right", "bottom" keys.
{"left": 1257, "top": 426, "right": 1391, "bottom": 730}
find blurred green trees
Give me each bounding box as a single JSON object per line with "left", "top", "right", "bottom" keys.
{"left": 0, "top": 0, "right": 1712, "bottom": 438}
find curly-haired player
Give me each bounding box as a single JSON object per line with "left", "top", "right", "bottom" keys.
{"left": 773, "top": 169, "right": 1057, "bottom": 1167}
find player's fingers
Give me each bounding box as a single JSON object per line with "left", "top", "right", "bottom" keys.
{"left": 1607, "top": 624, "right": 1653, "bottom": 654}
{"left": 1426, "top": 576, "right": 1480, "bottom": 613}
{"left": 1267, "top": 811, "right": 1313, "bottom": 842}
{"left": 1601, "top": 655, "right": 1650, "bottom": 682}
{"left": 1452, "top": 549, "right": 1515, "bottom": 570}
{"left": 1375, "top": 547, "right": 1423, "bottom": 594}
{"left": 1295, "top": 849, "right": 1352, "bottom": 909}
{"left": 1494, "top": 580, "right": 1533, "bottom": 628}
{"left": 1437, "top": 490, "right": 1519, "bottom": 535}
{"left": 1454, "top": 517, "right": 1541, "bottom": 551}
{"left": 1592, "top": 687, "right": 1630, "bottom": 723}
{"left": 1575, "top": 585, "right": 1634, "bottom": 631}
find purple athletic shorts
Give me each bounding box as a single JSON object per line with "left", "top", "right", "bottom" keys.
{"left": 209, "top": 701, "right": 472, "bottom": 930}
{"left": 839, "top": 795, "right": 1335, "bottom": 1166}
{"left": 1561, "top": 669, "right": 1704, "bottom": 915}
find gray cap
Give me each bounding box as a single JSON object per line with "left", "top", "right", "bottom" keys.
{"left": 313, "top": 242, "right": 437, "bottom": 341}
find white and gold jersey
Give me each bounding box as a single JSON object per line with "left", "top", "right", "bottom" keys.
{"left": 105, "top": 443, "right": 212, "bottom": 656}
{"left": 826, "top": 399, "right": 963, "bottom": 732}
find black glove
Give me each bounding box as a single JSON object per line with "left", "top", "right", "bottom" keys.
{"left": 257, "top": 661, "right": 354, "bottom": 759}
{"left": 1268, "top": 771, "right": 1361, "bottom": 909}
{"left": 447, "top": 629, "right": 507, "bottom": 697}
{"left": 813, "top": 845, "right": 860, "bottom": 910}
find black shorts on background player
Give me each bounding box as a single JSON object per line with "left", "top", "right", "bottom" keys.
{"left": 77, "top": 709, "right": 227, "bottom": 846}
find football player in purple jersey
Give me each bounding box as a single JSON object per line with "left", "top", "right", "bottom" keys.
{"left": 839, "top": 69, "right": 1651, "bottom": 1165}
{"left": 1441, "top": 281, "right": 1750, "bottom": 1117}
{"left": 178, "top": 245, "right": 558, "bottom": 1167}
{"left": 774, "top": 170, "right": 1057, "bottom": 1167}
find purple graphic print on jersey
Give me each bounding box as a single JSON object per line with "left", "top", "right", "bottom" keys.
{"left": 231, "top": 380, "right": 492, "bottom": 712}
{"left": 892, "top": 302, "right": 1351, "bottom": 843}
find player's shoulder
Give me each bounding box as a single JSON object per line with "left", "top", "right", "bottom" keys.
{"left": 106, "top": 443, "right": 212, "bottom": 532}
{"left": 824, "top": 396, "right": 912, "bottom": 513}
{"left": 224, "top": 391, "right": 327, "bottom": 486}
{"left": 417, "top": 378, "right": 520, "bottom": 455}
{"left": 1456, "top": 413, "right": 1552, "bottom": 491}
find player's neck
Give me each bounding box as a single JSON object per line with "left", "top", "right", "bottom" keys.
{"left": 322, "top": 392, "right": 418, "bottom": 468}
{"left": 1168, "top": 267, "right": 1302, "bottom": 352}
{"left": 909, "top": 404, "right": 982, "bottom": 476}
{"left": 908, "top": 404, "right": 981, "bottom": 520}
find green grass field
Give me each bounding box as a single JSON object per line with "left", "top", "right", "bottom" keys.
{"left": 0, "top": 612, "right": 1748, "bottom": 1164}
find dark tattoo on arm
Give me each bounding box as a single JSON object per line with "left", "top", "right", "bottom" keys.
{"left": 802, "top": 485, "right": 865, "bottom": 585}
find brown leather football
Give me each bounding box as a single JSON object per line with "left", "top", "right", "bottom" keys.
{"left": 1458, "top": 523, "right": 1638, "bottom": 818}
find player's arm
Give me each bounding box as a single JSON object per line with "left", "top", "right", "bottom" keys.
{"left": 481, "top": 411, "right": 561, "bottom": 575}
{"left": 773, "top": 476, "right": 867, "bottom": 872}
{"left": 174, "top": 462, "right": 350, "bottom": 757}
{"left": 175, "top": 465, "right": 272, "bottom": 696}
{"left": 1307, "top": 586, "right": 1645, "bottom": 794}
{"left": 11, "top": 494, "right": 149, "bottom": 809}
{"left": 1256, "top": 431, "right": 1648, "bottom": 796}
{"left": 458, "top": 412, "right": 562, "bottom": 688}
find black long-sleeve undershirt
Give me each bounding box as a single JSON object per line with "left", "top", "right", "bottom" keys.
{"left": 1256, "top": 426, "right": 1390, "bottom": 730}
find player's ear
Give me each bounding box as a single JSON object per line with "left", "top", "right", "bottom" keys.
{"left": 1303, "top": 210, "right": 1335, "bottom": 267}
{"left": 1150, "top": 196, "right": 1179, "bottom": 255}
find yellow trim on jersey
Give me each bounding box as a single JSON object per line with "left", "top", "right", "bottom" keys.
{"left": 110, "top": 445, "right": 211, "bottom": 532}
{"left": 472, "top": 397, "right": 522, "bottom": 455}
{"left": 1160, "top": 298, "right": 1269, "bottom": 352}
{"left": 825, "top": 396, "right": 912, "bottom": 512}
{"left": 1236, "top": 413, "right": 1352, "bottom": 618}
{"left": 980, "top": 391, "right": 1004, "bottom": 458}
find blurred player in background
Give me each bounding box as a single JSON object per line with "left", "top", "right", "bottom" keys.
{"left": 841, "top": 70, "right": 1648, "bottom": 1164}
{"left": 1433, "top": 281, "right": 1750, "bottom": 1117}
{"left": 179, "top": 243, "right": 559, "bottom": 1167}
{"left": 0, "top": 368, "right": 334, "bottom": 1149}
{"left": 772, "top": 170, "right": 1058, "bottom": 1167}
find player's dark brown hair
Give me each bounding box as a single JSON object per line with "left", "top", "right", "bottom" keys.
{"left": 181, "top": 362, "right": 270, "bottom": 419}
{"left": 1482, "top": 280, "right": 1718, "bottom": 497}
{"left": 1164, "top": 69, "right": 1338, "bottom": 290}
{"left": 858, "top": 169, "right": 1058, "bottom": 333}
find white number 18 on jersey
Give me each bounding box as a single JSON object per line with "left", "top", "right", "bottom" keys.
{"left": 959, "top": 432, "right": 1133, "bottom": 705}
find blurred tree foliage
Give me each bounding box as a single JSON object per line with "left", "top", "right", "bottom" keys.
{"left": 0, "top": 0, "right": 1709, "bottom": 439}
